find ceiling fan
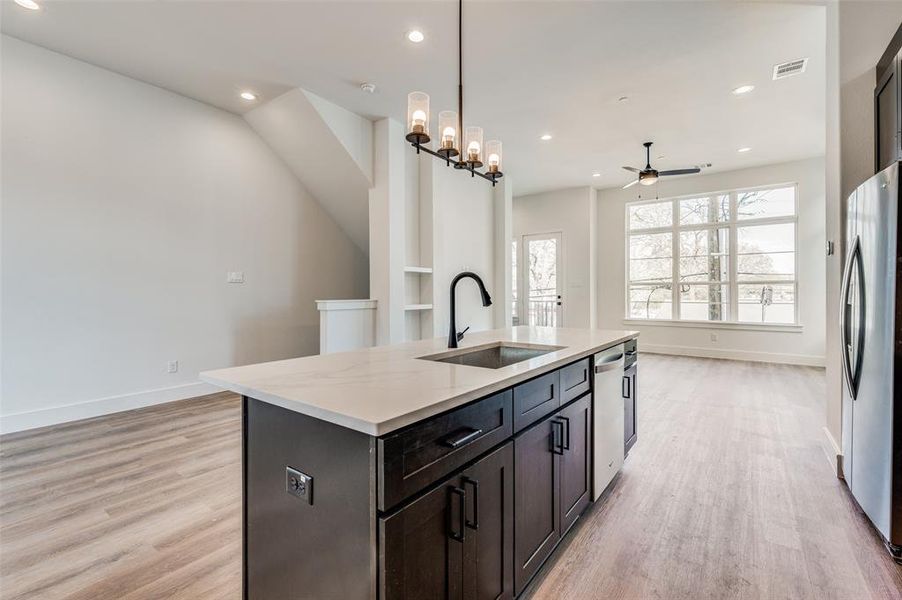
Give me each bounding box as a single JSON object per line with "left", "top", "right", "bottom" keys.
{"left": 622, "top": 142, "right": 700, "bottom": 189}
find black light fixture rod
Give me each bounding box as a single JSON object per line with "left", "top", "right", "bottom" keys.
{"left": 457, "top": 0, "right": 464, "bottom": 165}
{"left": 412, "top": 142, "right": 497, "bottom": 185}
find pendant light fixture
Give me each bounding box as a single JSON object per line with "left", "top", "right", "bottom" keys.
{"left": 404, "top": 0, "right": 503, "bottom": 186}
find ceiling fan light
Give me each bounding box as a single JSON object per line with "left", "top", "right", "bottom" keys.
{"left": 639, "top": 177, "right": 657, "bottom": 186}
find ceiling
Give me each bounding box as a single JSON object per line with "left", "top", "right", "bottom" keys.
{"left": 1, "top": 1, "right": 826, "bottom": 195}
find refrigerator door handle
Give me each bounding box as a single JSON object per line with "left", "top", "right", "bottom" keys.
{"left": 840, "top": 235, "right": 864, "bottom": 399}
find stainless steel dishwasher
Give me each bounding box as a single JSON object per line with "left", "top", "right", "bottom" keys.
{"left": 593, "top": 344, "right": 625, "bottom": 500}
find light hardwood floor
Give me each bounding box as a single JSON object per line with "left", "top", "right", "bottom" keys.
{"left": 1, "top": 355, "right": 900, "bottom": 599}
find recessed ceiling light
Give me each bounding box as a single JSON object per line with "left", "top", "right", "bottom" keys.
{"left": 732, "top": 85, "right": 755, "bottom": 95}
{"left": 737, "top": 147, "right": 752, "bottom": 153}
{"left": 14, "top": 0, "right": 40, "bottom": 9}
{"left": 407, "top": 30, "right": 425, "bottom": 43}
{"left": 540, "top": 134, "right": 552, "bottom": 141}
{"left": 592, "top": 173, "right": 601, "bottom": 178}
{"left": 240, "top": 91, "right": 258, "bottom": 101}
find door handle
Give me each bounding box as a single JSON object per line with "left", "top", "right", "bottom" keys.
{"left": 840, "top": 236, "right": 864, "bottom": 399}
{"left": 622, "top": 375, "right": 631, "bottom": 399}
{"left": 448, "top": 486, "right": 466, "bottom": 542}
{"left": 559, "top": 416, "right": 570, "bottom": 451}
{"left": 462, "top": 477, "right": 479, "bottom": 530}
{"left": 550, "top": 420, "right": 565, "bottom": 455}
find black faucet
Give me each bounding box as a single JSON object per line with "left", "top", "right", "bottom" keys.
{"left": 448, "top": 271, "right": 492, "bottom": 348}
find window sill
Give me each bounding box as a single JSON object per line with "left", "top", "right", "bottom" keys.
{"left": 622, "top": 319, "right": 803, "bottom": 333}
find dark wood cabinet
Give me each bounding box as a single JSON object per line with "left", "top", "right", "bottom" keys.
{"left": 512, "top": 370, "right": 559, "bottom": 432}
{"left": 380, "top": 442, "right": 514, "bottom": 600}
{"left": 513, "top": 395, "right": 592, "bottom": 595}
{"left": 559, "top": 394, "right": 592, "bottom": 535}
{"left": 875, "top": 25, "right": 902, "bottom": 173}
{"left": 461, "top": 443, "right": 515, "bottom": 600}
{"left": 623, "top": 364, "right": 637, "bottom": 457}
{"left": 513, "top": 416, "right": 560, "bottom": 595}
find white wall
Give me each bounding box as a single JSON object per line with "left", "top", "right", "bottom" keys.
{"left": 513, "top": 187, "right": 595, "bottom": 328}
{"left": 1, "top": 36, "right": 368, "bottom": 432}
{"left": 597, "top": 157, "right": 826, "bottom": 366}
{"left": 432, "top": 164, "right": 496, "bottom": 337}
{"left": 823, "top": 2, "right": 902, "bottom": 464}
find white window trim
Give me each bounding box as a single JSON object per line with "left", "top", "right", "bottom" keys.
{"left": 624, "top": 183, "right": 800, "bottom": 328}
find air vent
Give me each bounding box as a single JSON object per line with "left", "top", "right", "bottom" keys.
{"left": 772, "top": 58, "right": 808, "bottom": 80}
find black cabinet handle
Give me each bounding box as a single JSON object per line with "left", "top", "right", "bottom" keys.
{"left": 550, "top": 420, "right": 565, "bottom": 455}
{"left": 442, "top": 427, "right": 483, "bottom": 449}
{"left": 448, "top": 486, "right": 466, "bottom": 542}
{"left": 622, "top": 375, "right": 631, "bottom": 399}
{"left": 462, "top": 477, "right": 479, "bottom": 530}
{"left": 559, "top": 416, "right": 570, "bottom": 451}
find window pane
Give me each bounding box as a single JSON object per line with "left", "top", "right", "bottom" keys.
{"left": 629, "top": 285, "right": 672, "bottom": 319}
{"left": 736, "top": 187, "right": 795, "bottom": 220}
{"left": 679, "top": 229, "right": 729, "bottom": 283}
{"left": 679, "top": 284, "right": 729, "bottom": 321}
{"left": 628, "top": 201, "right": 672, "bottom": 230}
{"left": 738, "top": 283, "right": 795, "bottom": 323}
{"left": 630, "top": 233, "right": 672, "bottom": 284}
{"left": 737, "top": 223, "right": 794, "bottom": 281}
{"left": 679, "top": 195, "right": 729, "bottom": 225}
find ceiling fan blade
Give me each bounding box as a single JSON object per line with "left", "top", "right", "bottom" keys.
{"left": 622, "top": 179, "right": 639, "bottom": 189}
{"left": 659, "top": 168, "right": 701, "bottom": 176}
{"left": 622, "top": 166, "right": 641, "bottom": 173}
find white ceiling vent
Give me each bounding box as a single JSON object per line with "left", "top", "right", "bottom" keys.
{"left": 772, "top": 58, "right": 808, "bottom": 80}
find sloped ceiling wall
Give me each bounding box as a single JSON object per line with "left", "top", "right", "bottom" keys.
{"left": 244, "top": 89, "right": 372, "bottom": 253}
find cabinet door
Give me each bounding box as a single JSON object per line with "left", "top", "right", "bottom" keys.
{"left": 875, "top": 53, "right": 900, "bottom": 172}
{"left": 559, "top": 394, "right": 592, "bottom": 535}
{"left": 461, "top": 443, "right": 514, "bottom": 600}
{"left": 624, "top": 364, "right": 638, "bottom": 456}
{"left": 513, "top": 417, "right": 560, "bottom": 595}
{"left": 380, "top": 481, "right": 465, "bottom": 600}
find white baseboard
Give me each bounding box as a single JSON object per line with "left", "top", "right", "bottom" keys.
{"left": 640, "top": 343, "right": 825, "bottom": 367}
{"left": 0, "top": 381, "right": 219, "bottom": 435}
{"left": 822, "top": 426, "right": 844, "bottom": 479}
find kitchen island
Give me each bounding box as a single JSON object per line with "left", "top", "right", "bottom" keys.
{"left": 202, "top": 326, "right": 638, "bottom": 600}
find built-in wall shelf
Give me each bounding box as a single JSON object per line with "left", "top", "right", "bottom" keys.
{"left": 404, "top": 304, "right": 433, "bottom": 311}
{"left": 404, "top": 266, "right": 433, "bottom": 274}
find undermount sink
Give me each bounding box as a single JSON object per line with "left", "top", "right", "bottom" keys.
{"left": 419, "top": 342, "right": 564, "bottom": 370}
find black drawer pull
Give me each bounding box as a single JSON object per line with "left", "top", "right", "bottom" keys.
{"left": 448, "top": 486, "right": 466, "bottom": 542}
{"left": 550, "top": 420, "right": 565, "bottom": 455}
{"left": 441, "top": 427, "right": 484, "bottom": 449}
{"left": 463, "top": 477, "right": 479, "bottom": 530}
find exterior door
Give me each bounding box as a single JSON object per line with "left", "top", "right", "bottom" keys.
{"left": 519, "top": 233, "right": 563, "bottom": 327}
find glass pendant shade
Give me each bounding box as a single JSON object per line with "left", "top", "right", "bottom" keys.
{"left": 437, "top": 111, "right": 460, "bottom": 157}
{"left": 406, "top": 92, "right": 430, "bottom": 143}
{"left": 485, "top": 140, "right": 502, "bottom": 174}
{"left": 464, "top": 126, "right": 484, "bottom": 167}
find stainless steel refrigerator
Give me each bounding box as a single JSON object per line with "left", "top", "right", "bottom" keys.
{"left": 841, "top": 160, "right": 902, "bottom": 560}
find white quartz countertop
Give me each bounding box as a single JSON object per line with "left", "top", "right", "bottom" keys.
{"left": 201, "top": 326, "right": 638, "bottom": 436}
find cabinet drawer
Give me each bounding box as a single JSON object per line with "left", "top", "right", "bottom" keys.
{"left": 513, "top": 370, "right": 560, "bottom": 432}
{"left": 377, "top": 390, "right": 512, "bottom": 511}
{"left": 559, "top": 358, "right": 590, "bottom": 404}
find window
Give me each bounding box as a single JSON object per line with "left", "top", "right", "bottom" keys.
{"left": 625, "top": 185, "right": 798, "bottom": 325}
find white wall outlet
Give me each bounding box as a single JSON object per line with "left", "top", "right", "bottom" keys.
{"left": 167, "top": 360, "right": 179, "bottom": 373}
{"left": 227, "top": 271, "right": 245, "bottom": 284}
{"left": 710, "top": 333, "right": 718, "bottom": 342}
